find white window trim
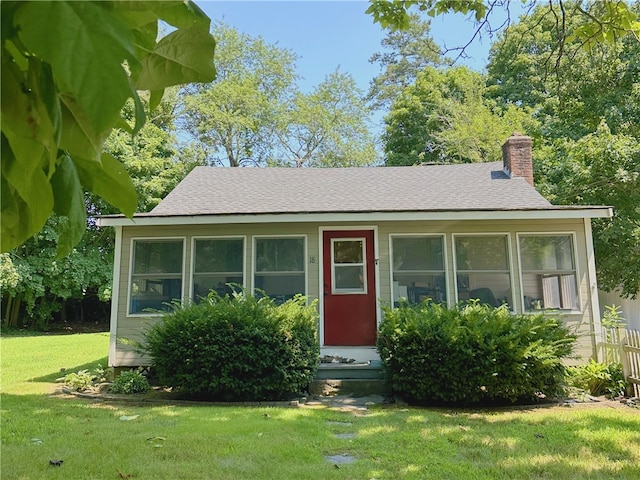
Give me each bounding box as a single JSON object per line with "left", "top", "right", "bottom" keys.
{"left": 452, "top": 232, "right": 516, "bottom": 310}
{"left": 127, "top": 236, "right": 187, "bottom": 317}
{"left": 516, "top": 232, "right": 582, "bottom": 314}
{"left": 331, "top": 237, "right": 367, "bottom": 295}
{"left": 252, "top": 234, "right": 308, "bottom": 299}
{"left": 190, "top": 235, "right": 247, "bottom": 300}
{"left": 388, "top": 233, "right": 448, "bottom": 307}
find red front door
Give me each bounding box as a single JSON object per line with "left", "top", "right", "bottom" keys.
{"left": 323, "top": 230, "right": 377, "bottom": 346}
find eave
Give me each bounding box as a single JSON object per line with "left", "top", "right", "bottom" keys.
{"left": 97, "top": 206, "right": 613, "bottom": 227}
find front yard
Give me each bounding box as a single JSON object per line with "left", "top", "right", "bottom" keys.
{"left": 1, "top": 332, "right": 639, "bottom": 479}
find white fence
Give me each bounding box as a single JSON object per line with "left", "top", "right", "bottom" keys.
{"left": 599, "top": 327, "right": 640, "bottom": 397}
{"left": 599, "top": 291, "right": 640, "bottom": 330}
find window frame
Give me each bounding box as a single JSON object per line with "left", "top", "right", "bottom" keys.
{"left": 252, "top": 234, "right": 308, "bottom": 300}
{"left": 127, "top": 237, "right": 186, "bottom": 317}
{"left": 331, "top": 237, "right": 367, "bottom": 295}
{"left": 389, "top": 233, "right": 448, "bottom": 306}
{"left": 190, "top": 235, "right": 247, "bottom": 300}
{"left": 516, "top": 232, "right": 581, "bottom": 313}
{"left": 452, "top": 232, "right": 515, "bottom": 309}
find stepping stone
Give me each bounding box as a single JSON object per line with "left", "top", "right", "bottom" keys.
{"left": 334, "top": 433, "right": 355, "bottom": 439}
{"left": 326, "top": 421, "right": 352, "bottom": 426}
{"left": 325, "top": 454, "right": 356, "bottom": 465}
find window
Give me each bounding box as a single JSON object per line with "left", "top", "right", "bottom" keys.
{"left": 254, "top": 237, "right": 305, "bottom": 303}
{"left": 519, "top": 235, "right": 578, "bottom": 311}
{"left": 130, "top": 239, "right": 183, "bottom": 314}
{"left": 454, "top": 235, "right": 512, "bottom": 308}
{"left": 193, "top": 238, "right": 244, "bottom": 300}
{"left": 332, "top": 238, "right": 366, "bottom": 294}
{"left": 391, "top": 235, "right": 446, "bottom": 305}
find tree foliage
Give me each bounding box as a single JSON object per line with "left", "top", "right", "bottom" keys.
{"left": 383, "top": 66, "right": 536, "bottom": 165}
{"left": 541, "top": 123, "right": 640, "bottom": 297}
{"left": 181, "top": 23, "right": 298, "bottom": 167}
{"left": 270, "top": 71, "right": 378, "bottom": 167}
{"left": 366, "top": 1, "right": 640, "bottom": 62}
{"left": 182, "top": 23, "right": 377, "bottom": 168}
{"left": 1, "top": 0, "right": 216, "bottom": 254}
{"left": 367, "top": 14, "right": 444, "bottom": 110}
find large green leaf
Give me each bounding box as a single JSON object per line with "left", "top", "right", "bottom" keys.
{"left": 0, "top": 134, "right": 54, "bottom": 252}
{"left": 50, "top": 154, "right": 87, "bottom": 257}
{"left": 16, "top": 1, "right": 137, "bottom": 134}
{"left": 0, "top": 53, "right": 57, "bottom": 179}
{"left": 116, "top": 1, "right": 210, "bottom": 29}
{"left": 73, "top": 153, "right": 137, "bottom": 217}
{"left": 136, "top": 26, "right": 216, "bottom": 91}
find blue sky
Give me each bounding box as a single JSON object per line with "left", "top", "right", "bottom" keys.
{"left": 198, "top": 1, "right": 504, "bottom": 96}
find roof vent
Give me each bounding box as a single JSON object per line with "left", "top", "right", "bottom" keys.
{"left": 502, "top": 132, "right": 533, "bottom": 186}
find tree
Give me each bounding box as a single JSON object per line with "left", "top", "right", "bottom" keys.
{"left": 181, "top": 23, "right": 298, "bottom": 167}
{"left": 1, "top": 1, "right": 216, "bottom": 254}
{"left": 486, "top": 3, "right": 640, "bottom": 142}
{"left": 270, "top": 71, "right": 379, "bottom": 168}
{"left": 182, "top": 24, "right": 377, "bottom": 168}
{"left": 545, "top": 123, "right": 640, "bottom": 298}
{"left": 382, "top": 66, "right": 536, "bottom": 165}
{"left": 366, "top": 1, "right": 640, "bottom": 62}
{"left": 485, "top": 3, "right": 640, "bottom": 296}
{"left": 367, "top": 14, "right": 445, "bottom": 110}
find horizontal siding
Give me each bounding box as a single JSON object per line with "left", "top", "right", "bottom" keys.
{"left": 113, "top": 218, "right": 597, "bottom": 366}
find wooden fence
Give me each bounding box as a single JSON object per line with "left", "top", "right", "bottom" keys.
{"left": 599, "top": 327, "right": 640, "bottom": 397}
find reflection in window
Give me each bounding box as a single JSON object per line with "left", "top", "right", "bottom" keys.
{"left": 130, "top": 239, "right": 183, "bottom": 314}
{"left": 519, "top": 235, "right": 578, "bottom": 311}
{"left": 454, "top": 235, "right": 512, "bottom": 308}
{"left": 193, "top": 238, "right": 244, "bottom": 300}
{"left": 332, "top": 239, "right": 365, "bottom": 293}
{"left": 391, "top": 236, "right": 445, "bottom": 305}
{"left": 254, "top": 237, "right": 305, "bottom": 303}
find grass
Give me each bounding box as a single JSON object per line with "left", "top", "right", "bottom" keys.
{"left": 1, "top": 333, "right": 640, "bottom": 479}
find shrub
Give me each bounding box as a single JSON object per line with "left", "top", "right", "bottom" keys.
{"left": 566, "top": 360, "right": 627, "bottom": 398}
{"left": 143, "top": 291, "right": 319, "bottom": 401}
{"left": 58, "top": 365, "right": 108, "bottom": 392}
{"left": 111, "top": 369, "right": 150, "bottom": 394}
{"left": 377, "top": 301, "right": 576, "bottom": 406}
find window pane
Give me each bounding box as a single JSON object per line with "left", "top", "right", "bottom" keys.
{"left": 393, "top": 237, "right": 444, "bottom": 271}
{"left": 133, "top": 240, "right": 183, "bottom": 273}
{"left": 255, "top": 273, "right": 305, "bottom": 304}
{"left": 391, "top": 236, "right": 446, "bottom": 305}
{"left": 131, "top": 240, "right": 183, "bottom": 314}
{"left": 130, "top": 278, "right": 182, "bottom": 313}
{"left": 335, "top": 265, "right": 364, "bottom": 291}
{"left": 454, "top": 235, "right": 512, "bottom": 308}
{"left": 193, "top": 275, "right": 243, "bottom": 299}
{"left": 455, "top": 236, "right": 508, "bottom": 270}
{"left": 194, "top": 238, "right": 243, "bottom": 273}
{"left": 255, "top": 238, "right": 304, "bottom": 272}
{"left": 519, "top": 236, "right": 575, "bottom": 271}
{"left": 254, "top": 237, "right": 305, "bottom": 302}
{"left": 333, "top": 240, "right": 363, "bottom": 264}
{"left": 519, "top": 235, "right": 578, "bottom": 311}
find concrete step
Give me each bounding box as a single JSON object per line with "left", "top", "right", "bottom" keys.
{"left": 316, "top": 361, "right": 382, "bottom": 380}
{"left": 310, "top": 378, "right": 390, "bottom": 397}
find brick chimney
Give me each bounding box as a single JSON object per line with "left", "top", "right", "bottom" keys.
{"left": 502, "top": 132, "right": 533, "bottom": 186}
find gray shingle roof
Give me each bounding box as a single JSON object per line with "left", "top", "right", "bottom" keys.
{"left": 145, "top": 162, "right": 552, "bottom": 217}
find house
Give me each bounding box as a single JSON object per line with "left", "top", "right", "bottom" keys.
{"left": 99, "top": 133, "right": 613, "bottom": 369}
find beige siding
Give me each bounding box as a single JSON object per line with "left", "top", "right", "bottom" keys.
{"left": 112, "top": 219, "right": 598, "bottom": 366}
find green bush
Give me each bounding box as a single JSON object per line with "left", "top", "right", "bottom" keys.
{"left": 144, "top": 291, "right": 319, "bottom": 401}
{"left": 111, "top": 369, "right": 150, "bottom": 394}
{"left": 566, "top": 360, "right": 627, "bottom": 398}
{"left": 377, "top": 301, "right": 576, "bottom": 406}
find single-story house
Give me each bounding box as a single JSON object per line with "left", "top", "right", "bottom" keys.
{"left": 99, "top": 133, "right": 613, "bottom": 368}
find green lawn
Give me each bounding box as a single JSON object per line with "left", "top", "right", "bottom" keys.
{"left": 1, "top": 333, "right": 639, "bottom": 479}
